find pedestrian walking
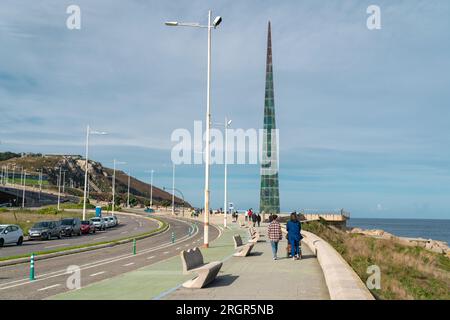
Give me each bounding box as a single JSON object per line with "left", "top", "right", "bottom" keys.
{"left": 267, "top": 214, "right": 282, "bottom": 260}
{"left": 286, "top": 212, "right": 302, "bottom": 260}
{"left": 257, "top": 213, "right": 261, "bottom": 227}
{"left": 251, "top": 211, "right": 258, "bottom": 227}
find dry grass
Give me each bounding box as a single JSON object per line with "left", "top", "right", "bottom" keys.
{"left": 303, "top": 221, "right": 450, "bottom": 300}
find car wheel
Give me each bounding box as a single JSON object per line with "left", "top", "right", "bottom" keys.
{"left": 93, "top": 229, "right": 96, "bottom": 234}
{"left": 17, "top": 237, "right": 23, "bottom": 246}
{"left": 46, "top": 233, "right": 51, "bottom": 241}
{"left": 0, "top": 239, "right": 4, "bottom": 247}
{"left": 58, "top": 232, "right": 62, "bottom": 239}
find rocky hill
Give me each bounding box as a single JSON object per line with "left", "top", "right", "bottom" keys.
{"left": 0, "top": 152, "right": 186, "bottom": 207}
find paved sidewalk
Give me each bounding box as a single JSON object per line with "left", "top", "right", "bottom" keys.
{"left": 51, "top": 222, "right": 329, "bottom": 300}
{"left": 165, "top": 225, "right": 330, "bottom": 300}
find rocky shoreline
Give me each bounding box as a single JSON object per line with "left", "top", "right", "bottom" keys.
{"left": 348, "top": 227, "right": 450, "bottom": 257}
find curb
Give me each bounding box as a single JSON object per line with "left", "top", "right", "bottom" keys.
{"left": 0, "top": 217, "right": 168, "bottom": 267}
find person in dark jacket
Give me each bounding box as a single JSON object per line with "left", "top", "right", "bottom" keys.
{"left": 257, "top": 214, "right": 261, "bottom": 227}
{"left": 286, "top": 212, "right": 302, "bottom": 260}
{"left": 251, "top": 211, "right": 258, "bottom": 227}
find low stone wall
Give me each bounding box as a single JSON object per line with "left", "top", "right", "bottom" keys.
{"left": 301, "top": 230, "right": 374, "bottom": 300}
{"left": 281, "top": 224, "right": 373, "bottom": 300}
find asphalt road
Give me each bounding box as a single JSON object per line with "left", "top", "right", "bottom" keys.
{"left": 0, "top": 214, "right": 219, "bottom": 299}
{"left": 0, "top": 213, "right": 159, "bottom": 258}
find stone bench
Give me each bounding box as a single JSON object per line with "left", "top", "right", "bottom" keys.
{"left": 180, "top": 247, "right": 223, "bottom": 289}
{"left": 248, "top": 227, "right": 261, "bottom": 243}
{"left": 233, "top": 234, "right": 254, "bottom": 257}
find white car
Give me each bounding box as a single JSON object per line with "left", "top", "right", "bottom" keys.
{"left": 106, "top": 216, "right": 116, "bottom": 227}
{"left": 0, "top": 224, "right": 24, "bottom": 247}
{"left": 102, "top": 217, "right": 112, "bottom": 228}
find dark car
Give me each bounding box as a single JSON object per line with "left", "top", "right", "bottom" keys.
{"left": 60, "top": 218, "right": 82, "bottom": 237}
{"left": 80, "top": 220, "right": 96, "bottom": 234}
{"left": 28, "top": 221, "right": 63, "bottom": 240}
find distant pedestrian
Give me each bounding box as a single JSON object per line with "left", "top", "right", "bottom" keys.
{"left": 257, "top": 213, "right": 261, "bottom": 227}
{"left": 267, "top": 214, "right": 282, "bottom": 260}
{"left": 251, "top": 211, "right": 258, "bottom": 227}
{"left": 286, "top": 212, "right": 302, "bottom": 260}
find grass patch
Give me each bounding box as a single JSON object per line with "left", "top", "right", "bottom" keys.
{"left": 303, "top": 221, "right": 450, "bottom": 300}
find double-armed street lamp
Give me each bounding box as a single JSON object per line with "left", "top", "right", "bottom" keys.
{"left": 165, "top": 10, "right": 222, "bottom": 248}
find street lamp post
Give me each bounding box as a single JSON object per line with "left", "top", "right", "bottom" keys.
{"left": 223, "top": 117, "right": 232, "bottom": 228}
{"left": 172, "top": 164, "right": 175, "bottom": 216}
{"left": 165, "top": 10, "right": 222, "bottom": 248}
{"left": 164, "top": 186, "right": 185, "bottom": 217}
{"left": 127, "top": 171, "right": 131, "bottom": 208}
{"left": 22, "top": 170, "right": 26, "bottom": 208}
{"left": 82, "top": 125, "right": 107, "bottom": 221}
{"left": 57, "top": 167, "right": 62, "bottom": 211}
{"left": 145, "top": 169, "right": 154, "bottom": 208}
{"left": 112, "top": 159, "right": 126, "bottom": 216}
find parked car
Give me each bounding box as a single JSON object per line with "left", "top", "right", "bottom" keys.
{"left": 80, "top": 220, "right": 96, "bottom": 234}
{"left": 111, "top": 215, "right": 119, "bottom": 226}
{"left": 90, "top": 217, "right": 106, "bottom": 231}
{"left": 60, "top": 218, "right": 82, "bottom": 237}
{"left": 28, "top": 221, "right": 62, "bottom": 240}
{"left": 103, "top": 217, "right": 113, "bottom": 228}
{"left": 0, "top": 224, "right": 24, "bottom": 247}
{"left": 105, "top": 216, "right": 116, "bottom": 227}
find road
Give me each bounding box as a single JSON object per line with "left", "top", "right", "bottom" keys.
{"left": 0, "top": 213, "right": 158, "bottom": 258}
{"left": 0, "top": 214, "right": 219, "bottom": 299}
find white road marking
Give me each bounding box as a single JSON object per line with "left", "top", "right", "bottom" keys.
{"left": 120, "top": 231, "right": 128, "bottom": 234}
{"left": 44, "top": 243, "right": 68, "bottom": 249}
{"left": 95, "top": 236, "right": 107, "bottom": 240}
{"left": 184, "top": 244, "right": 189, "bottom": 247}
{"left": 147, "top": 256, "right": 155, "bottom": 260}
{"left": 37, "top": 284, "right": 61, "bottom": 291}
{"left": 0, "top": 218, "right": 203, "bottom": 291}
{"left": 163, "top": 251, "right": 169, "bottom": 254}
{"left": 176, "top": 247, "right": 180, "bottom": 250}
{"left": 89, "top": 271, "right": 105, "bottom": 277}
{"left": 123, "top": 262, "right": 135, "bottom": 267}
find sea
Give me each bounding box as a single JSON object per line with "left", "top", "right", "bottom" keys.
{"left": 347, "top": 218, "right": 450, "bottom": 244}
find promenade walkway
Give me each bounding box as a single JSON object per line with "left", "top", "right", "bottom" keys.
{"left": 165, "top": 225, "right": 329, "bottom": 300}
{"left": 51, "top": 219, "right": 329, "bottom": 300}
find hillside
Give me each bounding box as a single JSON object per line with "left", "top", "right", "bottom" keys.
{"left": 0, "top": 152, "right": 186, "bottom": 207}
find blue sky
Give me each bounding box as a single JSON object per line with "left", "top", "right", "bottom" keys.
{"left": 1, "top": 0, "right": 450, "bottom": 219}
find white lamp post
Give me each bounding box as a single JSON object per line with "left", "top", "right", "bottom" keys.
{"left": 82, "top": 125, "right": 107, "bottom": 221}
{"left": 145, "top": 169, "right": 155, "bottom": 208}
{"left": 223, "top": 117, "right": 232, "bottom": 228}
{"left": 172, "top": 163, "right": 175, "bottom": 216}
{"left": 165, "top": 10, "right": 222, "bottom": 248}
{"left": 112, "top": 159, "right": 126, "bottom": 216}
{"left": 127, "top": 171, "right": 131, "bottom": 208}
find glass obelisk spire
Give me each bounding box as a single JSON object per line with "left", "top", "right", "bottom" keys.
{"left": 260, "top": 21, "right": 280, "bottom": 214}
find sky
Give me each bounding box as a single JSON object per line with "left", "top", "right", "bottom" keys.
{"left": 1, "top": 0, "right": 450, "bottom": 219}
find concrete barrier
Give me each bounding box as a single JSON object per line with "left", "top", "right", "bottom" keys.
{"left": 301, "top": 230, "right": 374, "bottom": 300}
{"left": 280, "top": 225, "right": 373, "bottom": 300}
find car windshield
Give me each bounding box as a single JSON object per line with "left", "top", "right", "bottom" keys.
{"left": 33, "top": 221, "right": 50, "bottom": 228}
{"left": 91, "top": 218, "right": 100, "bottom": 222}
{"left": 61, "top": 219, "right": 73, "bottom": 225}
{"left": 81, "top": 221, "right": 90, "bottom": 225}
{"left": 0, "top": 227, "right": 4, "bottom": 233}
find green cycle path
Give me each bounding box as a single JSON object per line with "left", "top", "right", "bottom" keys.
{"left": 51, "top": 223, "right": 329, "bottom": 300}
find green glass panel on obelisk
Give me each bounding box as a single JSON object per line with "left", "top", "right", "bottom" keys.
{"left": 260, "top": 21, "right": 280, "bottom": 214}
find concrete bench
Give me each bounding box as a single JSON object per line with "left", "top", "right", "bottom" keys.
{"left": 248, "top": 227, "right": 261, "bottom": 243}
{"left": 233, "top": 234, "right": 254, "bottom": 257}
{"left": 180, "top": 247, "right": 223, "bottom": 289}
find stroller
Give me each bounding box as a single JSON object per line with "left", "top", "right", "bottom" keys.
{"left": 286, "top": 234, "right": 303, "bottom": 258}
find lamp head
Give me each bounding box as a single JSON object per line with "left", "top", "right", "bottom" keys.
{"left": 213, "top": 16, "right": 222, "bottom": 28}
{"left": 227, "top": 119, "right": 233, "bottom": 126}
{"left": 165, "top": 21, "right": 179, "bottom": 26}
